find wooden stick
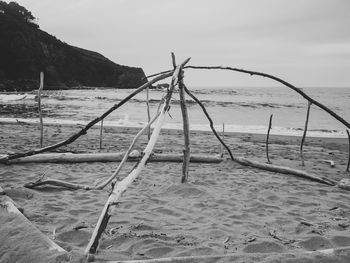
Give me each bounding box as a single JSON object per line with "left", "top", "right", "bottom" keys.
{"left": 0, "top": 72, "right": 173, "bottom": 163}
{"left": 13, "top": 152, "right": 222, "bottom": 165}
{"left": 182, "top": 85, "right": 336, "bottom": 186}
{"left": 220, "top": 123, "right": 225, "bottom": 155}
{"left": 146, "top": 86, "right": 151, "bottom": 141}
{"left": 38, "top": 72, "right": 44, "bottom": 148}
{"left": 347, "top": 129, "right": 350, "bottom": 172}
{"left": 99, "top": 119, "right": 104, "bottom": 150}
{"left": 184, "top": 65, "right": 350, "bottom": 130}
{"left": 300, "top": 102, "right": 312, "bottom": 166}
{"left": 183, "top": 85, "right": 234, "bottom": 160}
{"left": 24, "top": 113, "right": 160, "bottom": 190}
{"left": 85, "top": 59, "right": 190, "bottom": 255}
{"left": 266, "top": 114, "right": 273, "bottom": 164}
{"left": 233, "top": 156, "right": 336, "bottom": 186}
{"left": 178, "top": 70, "right": 191, "bottom": 183}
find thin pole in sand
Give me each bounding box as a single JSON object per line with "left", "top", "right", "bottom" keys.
{"left": 220, "top": 123, "right": 225, "bottom": 156}
{"left": 99, "top": 119, "right": 104, "bottom": 150}
{"left": 172, "top": 52, "right": 191, "bottom": 183}
{"left": 347, "top": 129, "right": 350, "bottom": 172}
{"left": 266, "top": 114, "right": 273, "bottom": 164}
{"left": 38, "top": 72, "right": 44, "bottom": 148}
{"left": 178, "top": 74, "right": 191, "bottom": 182}
{"left": 300, "top": 102, "right": 312, "bottom": 166}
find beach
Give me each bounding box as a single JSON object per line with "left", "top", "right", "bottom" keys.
{"left": 1, "top": 121, "right": 350, "bottom": 262}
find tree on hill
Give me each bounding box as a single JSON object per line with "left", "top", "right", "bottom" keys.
{"left": 0, "top": 1, "right": 38, "bottom": 27}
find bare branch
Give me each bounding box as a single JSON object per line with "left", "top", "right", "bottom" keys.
{"left": 266, "top": 114, "right": 273, "bottom": 164}
{"left": 300, "top": 102, "right": 312, "bottom": 166}
{"left": 0, "top": 71, "right": 173, "bottom": 163}
{"left": 184, "top": 65, "right": 350, "bottom": 130}
{"left": 183, "top": 85, "right": 234, "bottom": 160}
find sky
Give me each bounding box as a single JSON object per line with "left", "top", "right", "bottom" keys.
{"left": 7, "top": 0, "right": 350, "bottom": 88}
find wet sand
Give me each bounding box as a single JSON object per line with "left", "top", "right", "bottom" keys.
{"left": 0, "top": 122, "right": 350, "bottom": 262}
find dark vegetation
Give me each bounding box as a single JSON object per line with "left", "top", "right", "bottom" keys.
{"left": 0, "top": 1, "right": 146, "bottom": 91}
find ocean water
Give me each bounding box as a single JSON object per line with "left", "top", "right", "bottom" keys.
{"left": 0, "top": 86, "right": 349, "bottom": 138}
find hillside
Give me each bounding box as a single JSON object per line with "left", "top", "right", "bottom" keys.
{"left": 0, "top": 1, "right": 146, "bottom": 91}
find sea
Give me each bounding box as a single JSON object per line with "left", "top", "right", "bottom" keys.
{"left": 0, "top": 86, "right": 349, "bottom": 138}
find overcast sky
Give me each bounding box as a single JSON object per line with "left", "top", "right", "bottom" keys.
{"left": 8, "top": 0, "right": 350, "bottom": 88}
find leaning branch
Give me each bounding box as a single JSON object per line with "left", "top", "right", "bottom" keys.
{"left": 183, "top": 85, "right": 336, "bottom": 186}
{"left": 300, "top": 102, "right": 312, "bottom": 166}
{"left": 347, "top": 130, "right": 350, "bottom": 172}
{"left": 85, "top": 57, "right": 190, "bottom": 255}
{"left": 0, "top": 72, "right": 173, "bottom": 163}
{"left": 183, "top": 85, "right": 234, "bottom": 160}
{"left": 184, "top": 65, "right": 350, "bottom": 130}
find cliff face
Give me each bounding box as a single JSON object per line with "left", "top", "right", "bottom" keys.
{"left": 0, "top": 1, "right": 146, "bottom": 91}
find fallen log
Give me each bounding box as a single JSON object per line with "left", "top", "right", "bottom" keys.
{"left": 232, "top": 156, "right": 336, "bottom": 186}
{"left": 7, "top": 152, "right": 223, "bottom": 164}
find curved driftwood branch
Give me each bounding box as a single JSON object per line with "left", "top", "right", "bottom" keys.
{"left": 85, "top": 58, "right": 190, "bottom": 255}
{"left": 183, "top": 85, "right": 336, "bottom": 186}
{"left": 300, "top": 102, "right": 312, "bottom": 166}
{"left": 266, "top": 114, "right": 273, "bottom": 164}
{"left": 184, "top": 65, "right": 350, "bottom": 130}
{"left": 347, "top": 130, "right": 350, "bottom": 172}
{"left": 183, "top": 85, "right": 234, "bottom": 160}
{"left": 0, "top": 72, "right": 172, "bottom": 163}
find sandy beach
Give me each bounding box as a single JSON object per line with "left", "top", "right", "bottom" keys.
{"left": 1, "top": 121, "right": 350, "bottom": 262}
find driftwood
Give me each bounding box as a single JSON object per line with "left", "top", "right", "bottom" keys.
{"left": 266, "top": 114, "right": 273, "bottom": 164}
{"left": 300, "top": 102, "right": 312, "bottom": 166}
{"left": 322, "top": 159, "right": 335, "bottom": 168}
{"left": 99, "top": 119, "right": 104, "bottom": 150}
{"left": 0, "top": 71, "right": 173, "bottom": 163}
{"left": 182, "top": 85, "right": 337, "bottom": 186}
{"left": 347, "top": 130, "right": 350, "bottom": 172}
{"left": 85, "top": 58, "right": 190, "bottom": 254}
{"left": 232, "top": 157, "right": 336, "bottom": 186}
{"left": 183, "top": 84, "right": 234, "bottom": 160}
{"left": 24, "top": 113, "right": 160, "bottom": 190}
{"left": 146, "top": 86, "right": 151, "bottom": 141}
{"left": 184, "top": 65, "right": 350, "bottom": 130}
{"left": 178, "top": 71, "right": 191, "bottom": 182}
{"left": 12, "top": 152, "right": 222, "bottom": 165}
{"left": 38, "top": 72, "right": 44, "bottom": 148}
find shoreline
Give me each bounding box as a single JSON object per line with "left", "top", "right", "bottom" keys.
{"left": 0, "top": 117, "right": 348, "bottom": 141}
